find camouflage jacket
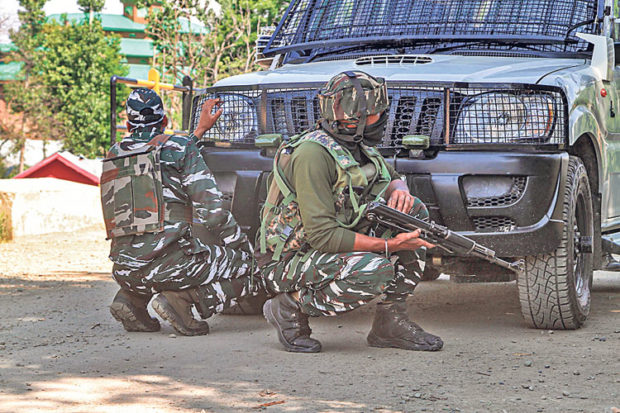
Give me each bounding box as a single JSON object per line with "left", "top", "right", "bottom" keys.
{"left": 259, "top": 128, "right": 395, "bottom": 259}
{"left": 105, "top": 129, "right": 249, "bottom": 269}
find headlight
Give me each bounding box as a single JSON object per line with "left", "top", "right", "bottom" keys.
{"left": 454, "top": 92, "right": 555, "bottom": 143}
{"left": 204, "top": 93, "right": 257, "bottom": 142}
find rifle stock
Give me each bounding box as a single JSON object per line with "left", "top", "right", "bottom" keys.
{"left": 365, "top": 202, "right": 524, "bottom": 274}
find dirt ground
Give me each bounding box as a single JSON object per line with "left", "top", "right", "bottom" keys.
{"left": 0, "top": 226, "right": 618, "bottom": 413}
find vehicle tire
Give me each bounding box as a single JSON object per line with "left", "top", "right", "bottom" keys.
{"left": 420, "top": 264, "right": 441, "bottom": 281}
{"left": 518, "top": 156, "right": 593, "bottom": 329}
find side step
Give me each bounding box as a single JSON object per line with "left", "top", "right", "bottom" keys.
{"left": 601, "top": 234, "right": 620, "bottom": 272}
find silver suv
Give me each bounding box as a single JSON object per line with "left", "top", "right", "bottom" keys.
{"left": 190, "top": 0, "right": 620, "bottom": 329}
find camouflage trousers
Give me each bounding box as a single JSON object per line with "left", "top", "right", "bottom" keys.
{"left": 260, "top": 199, "right": 429, "bottom": 317}
{"left": 261, "top": 250, "right": 419, "bottom": 317}
{"left": 113, "top": 245, "right": 256, "bottom": 317}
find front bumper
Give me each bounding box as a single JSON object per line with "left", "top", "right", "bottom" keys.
{"left": 201, "top": 146, "right": 568, "bottom": 258}
{"left": 394, "top": 151, "right": 568, "bottom": 257}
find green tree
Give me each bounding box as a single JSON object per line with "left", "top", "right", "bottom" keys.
{"left": 6, "top": 1, "right": 126, "bottom": 162}
{"left": 139, "top": 0, "right": 286, "bottom": 127}
{"left": 140, "top": 0, "right": 287, "bottom": 84}
{"left": 136, "top": 0, "right": 211, "bottom": 127}
{"left": 4, "top": 0, "right": 51, "bottom": 173}
{"left": 77, "top": 0, "right": 105, "bottom": 13}
{"left": 214, "top": 0, "right": 287, "bottom": 80}
{"left": 35, "top": 18, "right": 128, "bottom": 157}
{"left": 11, "top": 0, "right": 47, "bottom": 67}
{"left": 77, "top": 0, "right": 105, "bottom": 23}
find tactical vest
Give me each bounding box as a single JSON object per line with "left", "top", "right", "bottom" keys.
{"left": 259, "top": 129, "right": 392, "bottom": 261}
{"left": 100, "top": 134, "right": 192, "bottom": 239}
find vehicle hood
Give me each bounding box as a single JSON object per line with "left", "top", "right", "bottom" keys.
{"left": 214, "top": 55, "right": 585, "bottom": 87}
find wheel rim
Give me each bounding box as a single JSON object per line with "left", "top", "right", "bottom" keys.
{"left": 572, "top": 190, "right": 591, "bottom": 311}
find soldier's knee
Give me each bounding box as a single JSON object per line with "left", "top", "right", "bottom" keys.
{"left": 369, "top": 256, "right": 395, "bottom": 294}
{"left": 341, "top": 253, "right": 395, "bottom": 295}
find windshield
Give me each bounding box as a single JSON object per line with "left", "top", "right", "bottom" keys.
{"left": 265, "top": 0, "right": 598, "bottom": 62}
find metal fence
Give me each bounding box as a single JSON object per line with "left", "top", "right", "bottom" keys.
{"left": 191, "top": 82, "right": 567, "bottom": 148}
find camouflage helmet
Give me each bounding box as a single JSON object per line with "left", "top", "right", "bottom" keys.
{"left": 126, "top": 87, "right": 165, "bottom": 130}
{"left": 318, "top": 71, "right": 389, "bottom": 123}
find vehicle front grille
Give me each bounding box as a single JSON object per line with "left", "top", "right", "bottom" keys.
{"left": 472, "top": 216, "right": 517, "bottom": 232}
{"left": 191, "top": 82, "right": 566, "bottom": 147}
{"left": 385, "top": 88, "right": 445, "bottom": 148}
{"left": 467, "top": 177, "right": 527, "bottom": 207}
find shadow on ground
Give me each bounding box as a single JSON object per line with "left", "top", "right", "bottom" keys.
{"left": 0, "top": 272, "right": 618, "bottom": 412}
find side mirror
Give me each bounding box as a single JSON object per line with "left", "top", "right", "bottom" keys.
{"left": 255, "top": 134, "right": 282, "bottom": 149}
{"left": 577, "top": 33, "right": 614, "bottom": 81}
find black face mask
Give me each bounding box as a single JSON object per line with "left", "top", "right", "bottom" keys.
{"left": 321, "top": 111, "right": 388, "bottom": 160}
{"left": 362, "top": 111, "right": 388, "bottom": 147}
{"left": 321, "top": 119, "right": 359, "bottom": 145}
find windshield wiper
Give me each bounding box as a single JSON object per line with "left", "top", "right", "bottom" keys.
{"left": 266, "top": 34, "right": 572, "bottom": 57}
{"left": 427, "top": 38, "right": 578, "bottom": 55}
{"left": 564, "top": 19, "right": 596, "bottom": 39}
{"left": 305, "top": 44, "right": 399, "bottom": 63}
{"left": 302, "top": 39, "right": 578, "bottom": 64}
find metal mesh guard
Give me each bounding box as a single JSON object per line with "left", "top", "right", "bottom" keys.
{"left": 190, "top": 83, "right": 566, "bottom": 147}
{"left": 267, "top": 0, "right": 596, "bottom": 55}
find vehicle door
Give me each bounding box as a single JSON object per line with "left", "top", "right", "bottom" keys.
{"left": 607, "top": 0, "right": 620, "bottom": 223}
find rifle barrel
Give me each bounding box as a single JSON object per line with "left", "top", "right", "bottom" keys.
{"left": 366, "top": 202, "right": 523, "bottom": 274}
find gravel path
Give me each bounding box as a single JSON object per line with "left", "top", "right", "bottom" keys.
{"left": 0, "top": 225, "right": 110, "bottom": 278}
{"left": 0, "top": 227, "right": 618, "bottom": 412}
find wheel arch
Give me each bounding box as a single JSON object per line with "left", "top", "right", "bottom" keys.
{"left": 569, "top": 106, "right": 604, "bottom": 191}
{"left": 569, "top": 133, "right": 600, "bottom": 197}
{"left": 569, "top": 134, "right": 603, "bottom": 268}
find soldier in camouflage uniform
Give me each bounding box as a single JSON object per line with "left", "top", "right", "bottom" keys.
{"left": 259, "top": 71, "right": 443, "bottom": 353}
{"left": 102, "top": 88, "right": 255, "bottom": 336}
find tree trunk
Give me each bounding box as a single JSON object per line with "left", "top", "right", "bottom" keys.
{"left": 18, "top": 141, "right": 25, "bottom": 174}
{"left": 19, "top": 112, "right": 26, "bottom": 173}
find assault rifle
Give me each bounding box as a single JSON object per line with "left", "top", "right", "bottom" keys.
{"left": 365, "top": 201, "right": 524, "bottom": 274}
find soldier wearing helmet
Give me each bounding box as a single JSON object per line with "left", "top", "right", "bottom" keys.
{"left": 258, "top": 71, "right": 443, "bottom": 352}
{"left": 102, "top": 88, "right": 256, "bottom": 336}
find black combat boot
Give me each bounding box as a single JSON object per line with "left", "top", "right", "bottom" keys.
{"left": 151, "top": 290, "right": 210, "bottom": 336}
{"left": 367, "top": 301, "right": 443, "bottom": 351}
{"left": 222, "top": 289, "right": 270, "bottom": 315}
{"left": 263, "top": 293, "right": 322, "bottom": 353}
{"left": 109, "top": 289, "right": 161, "bottom": 332}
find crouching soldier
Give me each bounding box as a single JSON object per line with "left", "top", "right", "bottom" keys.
{"left": 258, "top": 71, "right": 443, "bottom": 352}
{"left": 101, "top": 88, "right": 256, "bottom": 336}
